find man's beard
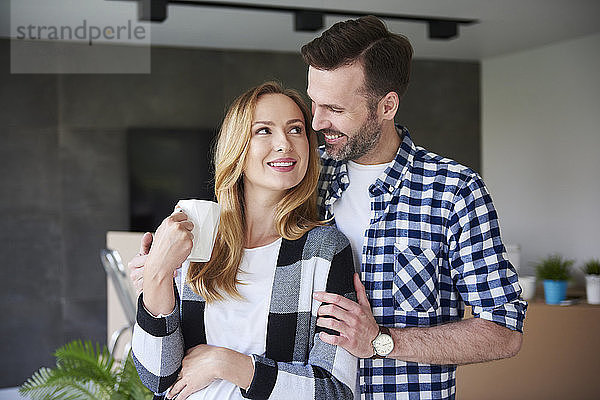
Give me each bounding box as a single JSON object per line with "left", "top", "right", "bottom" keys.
{"left": 323, "top": 110, "right": 382, "bottom": 161}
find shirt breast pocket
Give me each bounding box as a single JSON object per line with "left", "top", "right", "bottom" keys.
{"left": 393, "top": 242, "right": 440, "bottom": 313}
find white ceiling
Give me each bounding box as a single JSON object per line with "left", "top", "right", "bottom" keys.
{"left": 3, "top": 0, "right": 600, "bottom": 60}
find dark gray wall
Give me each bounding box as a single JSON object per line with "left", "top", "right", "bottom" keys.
{"left": 401, "top": 60, "right": 481, "bottom": 171}
{"left": 0, "top": 38, "right": 479, "bottom": 388}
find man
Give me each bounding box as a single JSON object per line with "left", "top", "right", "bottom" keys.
{"left": 129, "top": 15, "right": 526, "bottom": 400}
{"left": 302, "top": 16, "right": 526, "bottom": 400}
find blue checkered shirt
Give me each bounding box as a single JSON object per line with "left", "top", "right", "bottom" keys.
{"left": 317, "top": 126, "right": 527, "bottom": 400}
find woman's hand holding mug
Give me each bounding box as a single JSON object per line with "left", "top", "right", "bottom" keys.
{"left": 141, "top": 210, "right": 194, "bottom": 317}
{"left": 145, "top": 209, "right": 195, "bottom": 277}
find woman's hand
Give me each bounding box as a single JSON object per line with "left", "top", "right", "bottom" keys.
{"left": 166, "top": 345, "right": 224, "bottom": 400}
{"left": 145, "top": 210, "right": 194, "bottom": 278}
{"left": 166, "top": 345, "right": 255, "bottom": 400}
{"left": 141, "top": 210, "right": 193, "bottom": 316}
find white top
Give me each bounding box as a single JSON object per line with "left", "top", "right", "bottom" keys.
{"left": 190, "top": 238, "right": 282, "bottom": 400}
{"left": 331, "top": 160, "right": 390, "bottom": 272}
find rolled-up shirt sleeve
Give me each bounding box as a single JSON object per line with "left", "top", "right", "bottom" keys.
{"left": 449, "top": 173, "right": 527, "bottom": 332}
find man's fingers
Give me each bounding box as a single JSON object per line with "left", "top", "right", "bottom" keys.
{"left": 316, "top": 316, "right": 350, "bottom": 335}
{"left": 129, "top": 267, "right": 143, "bottom": 282}
{"left": 319, "top": 331, "right": 349, "bottom": 347}
{"left": 317, "top": 303, "right": 350, "bottom": 322}
{"left": 127, "top": 254, "right": 147, "bottom": 271}
{"left": 133, "top": 278, "right": 143, "bottom": 296}
{"left": 313, "top": 291, "right": 359, "bottom": 312}
{"left": 354, "top": 273, "right": 370, "bottom": 307}
{"left": 140, "top": 232, "right": 153, "bottom": 255}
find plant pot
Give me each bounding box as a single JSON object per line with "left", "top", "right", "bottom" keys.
{"left": 543, "top": 280, "right": 568, "bottom": 304}
{"left": 585, "top": 275, "right": 600, "bottom": 305}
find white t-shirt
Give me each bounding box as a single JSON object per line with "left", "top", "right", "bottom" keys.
{"left": 331, "top": 160, "right": 390, "bottom": 272}
{"left": 189, "top": 238, "right": 282, "bottom": 400}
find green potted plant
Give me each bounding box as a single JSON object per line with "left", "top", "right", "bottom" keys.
{"left": 534, "top": 254, "right": 573, "bottom": 305}
{"left": 583, "top": 259, "right": 600, "bottom": 305}
{"left": 19, "top": 340, "right": 152, "bottom": 400}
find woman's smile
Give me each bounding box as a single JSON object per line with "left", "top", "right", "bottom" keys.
{"left": 266, "top": 157, "right": 297, "bottom": 172}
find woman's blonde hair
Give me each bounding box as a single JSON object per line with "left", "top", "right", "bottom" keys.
{"left": 187, "top": 81, "right": 322, "bottom": 302}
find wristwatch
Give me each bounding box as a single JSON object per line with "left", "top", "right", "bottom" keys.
{"left": 371, "top": 326, "right": 394, "bottom": 358}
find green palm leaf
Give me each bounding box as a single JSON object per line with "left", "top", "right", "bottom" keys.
{"left": 20, "top": 340, "right": 152, "bottom": 400}
{"left": 55, "top": 340, "right": 116, "bottom": 395}
{"left": 20, "top": 366, "right": 106, "bottom": 400}
{"left": 111, "top": 349, "right": 153, "bottom": 400}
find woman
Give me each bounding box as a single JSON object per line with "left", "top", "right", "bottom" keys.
{"left": 131, "top": 82, "right": 357, "bottom": 400}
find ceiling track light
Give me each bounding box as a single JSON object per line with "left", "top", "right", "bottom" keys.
{"left": 138, "top": 0, "right": 168, "bottom": 22}
{"left": 127, "top": 0, "right": 477, "bottom": 39}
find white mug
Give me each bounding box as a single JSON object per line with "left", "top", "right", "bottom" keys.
{"left": 175, "top": 199, "right": 220, "bottom": 262}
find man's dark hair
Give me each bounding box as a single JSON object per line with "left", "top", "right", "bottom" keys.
{"left": 301, "top": 15, "right": 413, "bottom": 104}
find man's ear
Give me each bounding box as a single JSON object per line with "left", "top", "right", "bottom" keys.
{"left": 378, "top": 91, "right": 399, "bottom": 121}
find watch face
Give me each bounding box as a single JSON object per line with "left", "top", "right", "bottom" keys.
{"left": 373, "top": 333, "right": 394, "bottom": 356}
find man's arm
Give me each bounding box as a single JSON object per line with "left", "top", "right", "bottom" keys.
{"left": 387, "top": 317, "right": 521, "bottom": 365}
{"left": 314, "top": 274, "right": 522, "bottom": 365}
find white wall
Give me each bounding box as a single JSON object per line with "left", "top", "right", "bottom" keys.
{"left": 482, "top": 32, "right": 600, "bottom": 279}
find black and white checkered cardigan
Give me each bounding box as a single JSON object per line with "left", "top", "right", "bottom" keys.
{"left": 132, "top": 225, "right": 357, "bottom": 400}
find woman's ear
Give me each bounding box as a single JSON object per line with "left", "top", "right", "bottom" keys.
{"left": 378, "top": 91, "right": 400, "bottom": 121}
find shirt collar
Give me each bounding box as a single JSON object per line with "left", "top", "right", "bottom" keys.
{"left": 324, "top": 125, "right": 415, "bottom": 203}
{"left": 324, "top": 160, "right": 349, "bottom": 208}
{"left": 370, "top": 125, "right": 415, "bottom": 196}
